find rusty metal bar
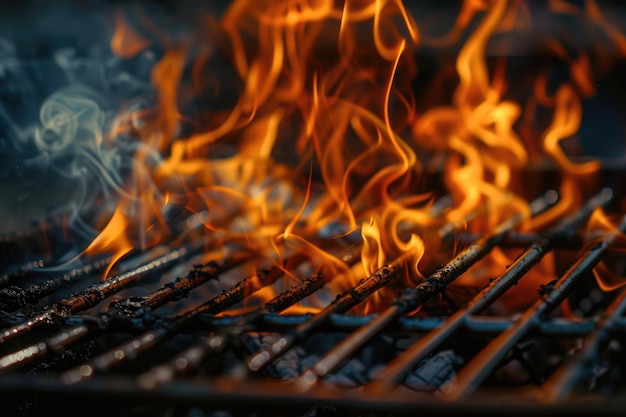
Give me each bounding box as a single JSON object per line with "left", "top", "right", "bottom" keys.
{"left": 0, "top": 252, "right": 249, "bottom": 373}
{"left": 247, "top": 193, "right": 518, "bottom": 376}
{"left": 35, "top": 308, "right": 600, "bottom": 337}
{"left": 247, "top": 260, "right": 404, "bottom": 372}
{"left": 368, "top": 188, "right": 613, "bottom": 391}
{"left": 60, "top": 254, "right": 306, "bottom": 384}
{"left": 1, "top": 373, "right": 626, "bottom": 416}
{"left": 447, "top": 213, "right": 626, "bottom": 400}
{"left": 294, "top": 191, "right": 558, "bottom": 388}
{"left": 0, "top": 255, "right": 113, "bottom": 312}
{"left": 137, "top": 272, "right": 327, "bottom": 388}
{"left": 0, "top": 239, "right": 208, "bottom": 344}
{"left": 138, "top": 247, "right": 363, "bottom": 388}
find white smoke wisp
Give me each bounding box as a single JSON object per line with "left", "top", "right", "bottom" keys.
{"left": 34, "top": 85, "right": 125, "bottom": 198}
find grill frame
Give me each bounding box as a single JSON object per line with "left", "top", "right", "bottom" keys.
{"left": 3, "top": 374, "right": 626, "bottom": 417}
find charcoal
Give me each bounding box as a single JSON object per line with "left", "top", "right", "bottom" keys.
{"left": 244, "top": 332, "right": 463, "bottom": 392}
{"left": 243, "top": 333, "right": 410, "bottom": 387}
{"left": 403, "top": 350, "right": 464, "bottom": 394}
{"left": 0, "top": 286, "right": 28, "bottom": 312}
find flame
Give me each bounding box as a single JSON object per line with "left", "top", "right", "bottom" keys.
{"left": 585, "top": 209, "right": 626, "bottom": 291}
{"left": 593, "top": 262, "right": 626, "bottom": 292}
{"left": 84, "top": 205, "right": 133, "bottom": 279}
{"left": 111, "top": 11, "right": 151, "bottom": 59}
{"left": 77, "top": 0, "right": 626, "bottom": 308}
{"left": 361, "top": 217, "right": 385, "bottom": 276}
{"left": 586, "top": 0, "right": 626, "bottom": 55}
{"left": 412, "top": 0, "right": 530, "bottom": 233}
{"left": 542, "top": 85, "right": 599, "bottom": 175}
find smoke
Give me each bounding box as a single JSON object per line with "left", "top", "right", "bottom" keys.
{"left": 0, "top": 13, "right": 157, "bottom": 240}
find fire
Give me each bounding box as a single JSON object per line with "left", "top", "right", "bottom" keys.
{"left": 72, "top": 0, "right": 624, "bottom": 312}
{"left": 586, "top": 208, "right": 626, "bottom": 291}
{"left": 110, "top": 11, "right": 151, "bottom": 59}
{"left": 84, "top": 205, "right": 133, "bottom": 278}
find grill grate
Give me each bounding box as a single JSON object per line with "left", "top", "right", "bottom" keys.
{"left": 1, "top": 188, "right": 625, "bottom": 416}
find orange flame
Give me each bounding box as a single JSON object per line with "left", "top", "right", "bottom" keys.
{"left": 84, "top": 205, "right": 133, "bottom": 279}
{"left": 585, "top": 209, "right": 626, "bottom": 291}
{"left": 413, "top": 0, "right": 529, "bottom": 233}
{"left": 87, "top": 0, "right": 626, "bottom": 309}
{"left": 110, "top": 11, "right": 151, "bottom": 59}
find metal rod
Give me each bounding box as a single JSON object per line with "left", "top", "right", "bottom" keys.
{"left": 0, "top": 252, "right": 249, "bottom": 373}
{"left": 295, "top": 190, "right": 558, "bottom": 388}
{"left": 247, "top": 259, "right": 405, "bottom": 373}
{"left": 2, "top": 373, "right": 626, "bottom": 415}
{"left": 137, "top": 271, "right": 330, "bottom": 388}
{"left": 50, "top": 309, "right": 599, "bottom": 337}
{"left": 263, "top": 272, "right": 327, "bottom": 314}
{"left": 447, "top": 213, "right": 626, "bottom": 400}
{"left": 369, "top": 187, "right": 613, "bottom": 390}
{"left": 191, "top": 259, "right": 303, "bottom": 316}
{"left": 542, "top": 287, "right": 626, "bottom": 402}
{"left": 120, "top": 251, "right": 252, "bottom": 312}
{"left": 0, "top": 240, "right": 207, "bottom": 344}
{"left": 138, "top": 243, "right": 380, "bottom": 388}
{"left": 137, "top": 193, "right": 461, "bottom": 387}
{"left": 61, "top": 255, "right": 306, "bottom": 384}
{"left": 0, "top": 255, "right": 113, "bottom": 312}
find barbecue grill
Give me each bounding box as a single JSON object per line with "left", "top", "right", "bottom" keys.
{"left": 1, "top": 186, "right": 625, "bottom": 416}
{"left": 2, "top": 1, "right": 626, "bottom": 416}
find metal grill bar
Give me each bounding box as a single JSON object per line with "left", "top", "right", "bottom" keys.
{"left": 16, "top": 310, "right": 602, "bottom": 338}
{"left": 1, "top": 373, "right": 624, "bottom": 417}
{"left": 0, "top": 240, "right": 207, "bottom": 344}
{"left": 447, "top": 213, "right": 626, "bottom": 399}
{"left": 247, "top": 259, "right": 404, "bottom": 372}
{"left": 369, "top": 188, "right": 613, "bottom": 390}
{"left": 60, "top": 254, "right": 306, "bottom": 384}
{"left": 542, "top": 283, "right": 626, "bottom": 402}
{"left": 295, "top": 190, "right": 558, "bottom": 387}
{"left": 138, "top": 248, "right": 361, "bottom": 388}
{"left": 0, "top": 255, "right": 113, "bottom": 312}
{"left": 0, "top": 251, "right": 249, "bottom": 372}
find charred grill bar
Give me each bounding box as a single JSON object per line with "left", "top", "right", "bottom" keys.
{"left": 294, "top": 190, "right": 559, "bottom": 387}
{"left": 369, "top": 188, "right": 614, "bottom": 390}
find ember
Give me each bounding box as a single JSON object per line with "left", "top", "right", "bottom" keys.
{"left": 1, "top": 0, "right": 626, "bottom": 416}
